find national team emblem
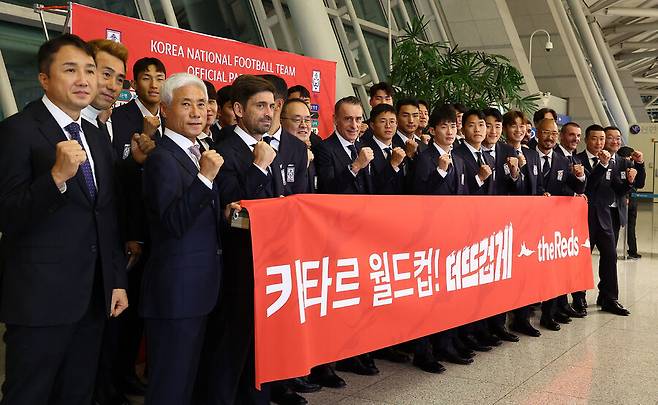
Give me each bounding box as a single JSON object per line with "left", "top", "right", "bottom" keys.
{"left": 122, "top": 144, "right": 131, "bottom": 160}
{"left": 311, "top": 70, "right": 321, "bottom": 92}
{"left": 106, "top": 29, "right": 121, "bottom": 43}
{"left": 533, "top": 165, "right": 538, "bottom": 176}
{"left": 286, "top": 165, "right": 296, "bottom": 183}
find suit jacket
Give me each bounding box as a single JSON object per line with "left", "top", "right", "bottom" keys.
{"left": 392, "top": 132, "right": 427, "bottom": 193}
{"left": 276, "top": 129, "right": 310, "bottom": 195}
{"left": 577, "top": 151, "right": 632, "bottom": 232}
{"left": 540, "top": 152, "right": 586, "bottom": 196}
{"left": 518, "top": 146, "right": 543, "bottom": 196}
{"left": 0, "top": 99, "right": 126, "bottom": 326}
{"left": 413, "top": 143, "right": 468, "bottom": 195}
{"left": 485, "top": 142, "right": 523, "bottom": 195}
{"left": 362, "top": 137, "right": 406, "bottom": 195}
{"left": 209, "top": 123, "right": 222, "bottom": 143}
{"left": 214, "top": 124, "right": 236, "bottom": 146}
{"left": 451, "top": 142, "right": 494, "bottom": 195}
{"left": 612, "top": 154, "right": 645, "bottom": 225}
{"left": 216, "top": 129, "right": 286, "bottom": 204}
{"left": 315, "top": 133, "right": 373, "bottom": 194}
{"left": 140, "top": 135, "right": 222, "bottom": 319}
{"left": 553, "top": 145, "right": 582, "bottom": 165}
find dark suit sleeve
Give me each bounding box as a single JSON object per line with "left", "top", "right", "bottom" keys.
{"left": 143, "top": 152, "right": 215, "bottom": 239}
{"left": 413, "top": 151, "right": 445, "bottom": 195}
{"left": 0, "top": 119, "right": 68, "bottom": 234}
{"left": 566, "top": 172, "right": 586, "bottom": 195}
{"left": 315, "top": 142, "right": 357, "bottom": 193}
{"left": 633, "top": 161, "right": 646, "bottom": 190}
{"left": 289, "top": 143, "right": 310, "bottom": 194}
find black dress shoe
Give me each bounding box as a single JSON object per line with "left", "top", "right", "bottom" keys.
{"left": 436, "top": 347, "right": 474, "bottom": 365}
{"left": 560, "top": 304, "right": 585, "bottom": 318}
{"left": 288, "top": 377, "right": 321, "bottom": 394}
{"left": 572, "top": 300, "right": 587, "bottom": 316}
{"left": 271, "top": 384, "right": 308, "bottom": 405}
{"left": 596, "top": 296, "right": 603, "bottom": 306}
{"left": 491, "top": 327, "right": 519, "bottom": 342}
{"left": 628, "top": 252, "right": 642, "bottom": 259}
{"left": 540, "top": 317, "right": 561, "bottom": 331}
{"left": 510, "top": 321, "right": 541, "bottom": 337}
{"left": 308, "top": 365, "right": 346, "bottom": 388}
{"left": 600, "top": 299, "right": 630, "bottom": 316}
{"left": 372, "top": 347, "right": 410, "bottom": 363}
{"left": 554, "top": 312, "right": 572, "bottom": 324}
{"left": 118, "top": 374, "right": 147, "bottom": 396}
{"left": 336, "top": 357, "right": 379, "bottom": 376}
{"left": 475, "top": 331, "right": 502, "bottom": 346}
{"left": 461, "top": 334, "right": 492, "bottom": 352}
{"left": 412, "top": 358, "right": 446, "bottom": 374}
{"left": 359, "top": 353, "right": 379, "bottom": 373}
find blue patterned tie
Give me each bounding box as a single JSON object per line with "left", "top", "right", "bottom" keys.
{"left": 65, "top": 122, "right": 96, "bottom": 201}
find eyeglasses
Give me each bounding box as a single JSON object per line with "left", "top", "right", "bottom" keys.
{"left": 282, "top": 116, "right": 312, "bottom": 125}
{"left": 540, "top": 130, "right": 559, "bottom": 136}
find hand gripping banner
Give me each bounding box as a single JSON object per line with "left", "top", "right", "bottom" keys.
{"left": 240, "top": 194, "right": 594, "bottom": 387}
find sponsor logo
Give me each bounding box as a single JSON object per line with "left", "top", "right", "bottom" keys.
{"left": 106, "top": 29, "right": 121, "bottom": 43}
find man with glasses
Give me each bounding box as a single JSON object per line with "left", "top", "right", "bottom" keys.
{"left": 281, "top": 99, "right": 317, "bottom": 193}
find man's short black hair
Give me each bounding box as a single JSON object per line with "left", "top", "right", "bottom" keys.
{"left": 369, "top": 82, "right": 394, "bottom": 98}
{"left": 428, "top": 104, "right": 457, "bottom": 128}
{"left": 38, "top": 33, "right": 94, "bottom": 74}
{"left": 462, "top": 109, "right": 485, "bottom": 124}
{"left": 585, "top": 124, "right": 606, "bottom": 138}
{"left": 287, "top": 84, "right": 310, "bottom": 99}
{"left": 216, "top": 85, "right": 233, "bottom": 107}
{"left": 259, "top": 74, "right": 288, "bottom": 101}
{"left": 203, "top": 80, "right": 217, "bottom": 101}
{"left": 395, "top": 98, "right": 420, "bottom": 114}
{"left": 231, "top": 75, "right": 275, "bottom": 108}
{"left": 604, "top": 126, "right": 622, "bottom": 133}
{"left": 334, "top": 96, "right": 362, "bottom": 116}
{"left": 483, "top": 107, "right": 503, "bottom": 122}
{"left": 453, "top": 103, "right": 467, "bottom": 114}
{"left": 369, "top": 103, "right": 396, "bottom": 121}
{"left": 132, "top": 57, "right": 166, "bottom": 80}
{"left": 418, "top": 99, "right": 429, "bottom": 110}
{"left": 533, "top": 108, "right": 557, "bottom": 126}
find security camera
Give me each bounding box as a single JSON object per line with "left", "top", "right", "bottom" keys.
{"left": 545, "top": 41, "right": 553, "bottom": 52}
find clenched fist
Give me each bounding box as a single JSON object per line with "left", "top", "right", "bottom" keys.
{"left": 131, "top": 133, "right": 156, "bottom": 164}
{"left": 405, "top": 138, "right": 419, "bottom": 158}
{"left": 390, "top": 147, "right": 406, "bottom": 168}
{"left": 142, "top": 116, "right": 161, "bottom": 138}
{"left": 631, "top": 150, "right": 644, "bottom": 164}
{"left": 306, "top": 149, "right": 314, "bottom": 168}
{"left": 517, "top": 153, "right": 526, "bottom": 168}
{"left": 478, "top": 163, "right": 492, "bottom": 182}
{"left": 51, "top": 140, "right": 87, "bottom": 187}
{"left": 572, "top": 163, "right": 585, "bottom": 178}
{"left": 199, "top": 150, "right": 224, "bottom": 181}
{"left": 420, "top": 134, "right": 431, "bottom": 145}
{"left": 253, "top": 141, "right": 276, "bottom": 170}
{"left": 506, "top": 156, "right": 520, "bottom": 178}
{"left": 438, "top": 153, "right": 452, "bottom": 172}
{"left": 597, "top": 150, "right": 611, "bottom": 165}
{"left": 626, "top": 167, "right": 637, "bottom": 184}
{"left": 352, "top": 147, "right": 374, "bottom": 172}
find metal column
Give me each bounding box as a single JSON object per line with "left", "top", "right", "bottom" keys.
{"left": 567, "top": 0, "right": 629, "bottom": 138}
{"left": 159, "top": 0, "right": 179, "bottom": 27}
{"left": 0, "top": 49, "right": 18, "bottom": 118}
{"left": 286, "top": 0, "right": 355, "bottom": 99}
{"left": 344, "top": 0, "right": 379, "bottom": 84}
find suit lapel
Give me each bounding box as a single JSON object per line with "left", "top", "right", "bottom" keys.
{"left": 161, "top": 135, "right": 199, "bottom": 177}
{"left": 331, "top": 134, "right": 353, "bottom": 168}
{"left": 82, "top": 121, "right": 108, "bottom": 203}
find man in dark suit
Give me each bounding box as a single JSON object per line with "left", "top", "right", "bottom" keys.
{"left": 204, "top": 75, "right": 282, "bottom": 405}
{"left": 212, "top": 84, "right": 237, "bottom": 144}
{"left": 603, "top": 126, "right": 646, "bottom": 247}
{"left": 482, "top": 108, "right": 523, "bottom": 197}
{"left": 363, "top": 103, "right": 407, "bottom": 194}
{"left": 140, "top": 73, "right": 224, "bottom": 405}
{"left": 527, "top": 108, "right": 557, "bottom": 150}
{"left": 533, "top": 118, "right": 587, "bottom": 329}
{"left": 110, "top": 57, "right": 166, "bottom": 399}
{"left": 0, "top": 34, "right": 128, "bottom": 405}
{"left": 576, "top": 125, "right": 636, "bottom": 316}
{"left": 281, "top": 98, "right": 318, "bottom": 193}
{"left": 360, "top": 82, "right": 395, "bottom": 143}
{"left": 315, "top": 97, "right": 374, "bottom": 195}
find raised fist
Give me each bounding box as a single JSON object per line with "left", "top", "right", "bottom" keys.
{"left": 51, "top": 140, "right": 87, "bottom": 187}
{"left": 438, "top": 153, "right": 452, "bottom": 172}
{"left": 572, "top": 163, "right": 585, "bottom": 178}
{"left": 253, "top": 141, "right": 276, "bottom": 170}
{"left": 626, "top": 167, "right": 637, "bottom": 184}
{"left": 597, "top": 150, "right": 611, "bottom": 165}
{"left": 390, "top": 147, "right": 406, "bottom": 168}
{"left": 405, "top": 138, "right": 419, "bottom": 158}
{"left": 354, "top": 147, "right": 374, "bottom": 171}
{"left": 143, "top": 116, "right": 161, "bottom": 138}
{"left": 199, "top": 150, "right": 224, "bottom": 181}
{"left": 478, "top": 163, "right": 492, "bottom": 182}
{"left": 631, "top": 150, "right": 644, "bottom": 164}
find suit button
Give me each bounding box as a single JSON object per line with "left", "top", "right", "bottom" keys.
{"left": 90, "top": 244, "right": 97, "bottom": 253}
{"left": 216, "top": 248, "right": 222, "bottom": 255}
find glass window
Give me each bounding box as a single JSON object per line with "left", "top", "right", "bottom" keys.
{"left": 349, "top": 0, "right": 387, "bottom": 26}
{"left": 0, "top": 22, "right": 59, "bottom": 116}
{"left": 152, "top": 0, "right": 263, "bottom": 46}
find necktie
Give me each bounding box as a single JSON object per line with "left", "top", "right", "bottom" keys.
{"left": 568, "top": 155, "right": 575, "bottom": 165}
{"left": 97, "top": 118, "right": 111, "bottom": 142}
{"left": 592, "top": 156, "right": 599, "bottom": 167}
{"left": 189, "top": 144, "right": 202, "bottom": 167}
{"left": 65, "top": 122, "right": 96, "bottom": 200}
{"left": 542, "top": 155, "right": 551, "bottom": 186}
{"left": 475, "top": 151, "right": 483, "bottom": 166}
{"left": 263, "top": 135, "right": 273, "bottom": 145}
{"left": 347, "top": 144, "right": 358, "bottom": 162}
{"left": 384, "top": 147, "right": 392, "bottom": 160}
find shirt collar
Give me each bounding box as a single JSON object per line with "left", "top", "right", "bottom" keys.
{"left": 42, "top": 95, "right": 82, "bottom": 131}
{"left": 135, "top": 97, "right": 159, "bottom": 118}
{"left": 558, "top": 144, "right": 573, "bottom": 157}
{"left": 433, "top": 143, "right": 449, "bottom": 156}
{"left": 396, "top": 130, "right": 409, "bottom": 144}
{"left": 234, "top": 124, "right": 260, "bottom": 149}
{"left": 81, "top": 105, "right": 102, "bottom": 128}
{"left": 586, "top": 150, "right": 597, "bottom": 160}
{"left": 270, "top": 125, "right": 282, "bottom": 141}
{"left": 481, "top": 144, "right": 495, "bottom": 152}
{"left": 372, "top": 135, "right": 392, "bottom": 152}
{"left": 464, "top": 141, "right": 481, "bottom": 154}
{"left": 537, "top": 148, "right": 553, "bottom": 159}
{"left": 337, "top": 132, "right": 355, "bottom": 148}
{"left": 164, "top": 127, "right": 196, "bottom": 150}
{"left": 198, "top": 132, "right": 210, "bottom": 140}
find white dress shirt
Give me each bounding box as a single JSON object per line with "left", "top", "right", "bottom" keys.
{"left": 464, "top": 141, "right": 486, "bottom": 187}
{"left": 163, "top": 128, "right": 213, "bottom": 189}
{"left": 234, "top": 125, "right": 270, "bottom": 175}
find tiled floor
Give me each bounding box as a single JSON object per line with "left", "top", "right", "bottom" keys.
{"left": 3, "top": 203, "right": 658, "bottom": 404}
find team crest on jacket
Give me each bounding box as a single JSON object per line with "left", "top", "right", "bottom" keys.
{"left": 123, "top": 144, "right": 131, "bottom": 160}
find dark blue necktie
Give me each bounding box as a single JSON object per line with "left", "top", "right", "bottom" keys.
{"left": 65, "top": 122, "right": 96, "bottom": 200}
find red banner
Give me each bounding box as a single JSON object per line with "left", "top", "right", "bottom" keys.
{"left": 70, "top": 4, "right": 337, "bottom": 138}
{"left": 241, "top": 195, "right": 594, "bottom": 387}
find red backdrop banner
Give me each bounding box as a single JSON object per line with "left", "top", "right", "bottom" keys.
{"left": 70, "top": 4, "right": 337, "bottom": 138}
{"left": 240, "top": 194, "right": 594, "bottom": 388}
